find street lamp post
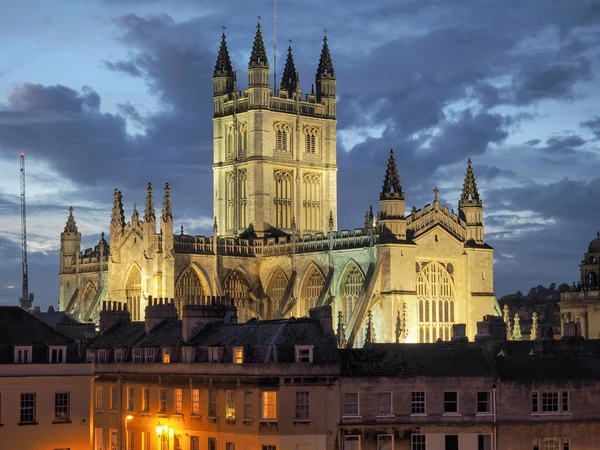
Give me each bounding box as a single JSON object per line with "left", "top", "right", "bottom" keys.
{"left": 156, "top": 421, "right": 173, "bottom": 450}
{"left": 125, "top": 415, "right": 133, "bottom": 450}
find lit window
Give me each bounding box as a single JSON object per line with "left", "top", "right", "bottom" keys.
{"left": 191, "top": 388, "right": 200, "bottom": 415}
{"left": 144, "top": 348, "right": 154, "bottom": 363}
{"left": 162, "top": 348, "right": 171, "bottom": 364}
{"left": 110, "top": 386, "right": 118, "bottom": 411}
{"left": 209, "top": 390, "right": 218, "bottom": 417}
{"left": 95, "top": 385, "right": 103, "bottom": 410}
{"left": 174, "top": 388, "right": 183, "bottom": 414}
{"left": 344, "top": 393, "right": 359, "bottom": 416}
{"left": 344, "top": 436, "right": 360, "bottom": 450}
{"left": 261, "top": 391, "right": 277, "bottom": 420}
{"left": 142, "top": 388, "right": 150, "bottom": 413}
{"left": 142, "top": 431, "right": 151, "bottom": 450}
{"left": 377, "top": 392, "right": 392, "bottom": 416}
{"left": 411, "top": 434, "right": 426, "bottom": 450}
{"left": 295, "top": 391, "right": 310, "bottom": 420}
{"left": 244, "top": 391, "right": 253, "bottom": 420}
{"left": 295, "top": 346, "right": 313, "bottom": 363}
{"left": 159, "top": 388, "right": 167, "bottom": 413}
{"left": 208, "top": 438, "right": 217, "bottom": 450}
{"left": 133, "top": 348, "right": 142, "bottom": 363}
{"left": 190, "top": 436, "right": 199, "bottom": 450}
{"left": 114, "top": 348, "right": 123, "bottom": 363}
{"left": 20, "top": 393, "right": 36, "bottom": 424}
{"left": 110, "top": 429, "right": 118, "bottom": 450}
{"left": 443, "top": 392, "right": 458, "bottom": 414}
{"left": 234, "top": 347, "right": 243, "bottom": 364}
{"left": 477, "top": 391, "right": 491, "bottom": 413}
{"left": 226, "top": 390, "right": 236, "bottom": 419}
{"left": 377, "top": 435, "right": 393, "bottom": 450}
{"left": 411, "top": 392, "right": 426, "bottom": 415}
{"left": 126, "top": 387, "right": 134, "bottom": 412}
{"left": 94, "top": 428, "right": 103, "bottom": 450}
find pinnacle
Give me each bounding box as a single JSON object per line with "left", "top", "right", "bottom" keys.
{"left": 249, "top": 22, "right": 269, "bottom": 67}
{"left": 214, "top": 31, "right": 234, "bottom": 77}
{"left": 64, "top": 206, "right": 78, "bottom": 233}
{"left": 316, "top": 34, "right": 335, "bottom": 79}
{"left": 280, "top": 45, "right": 298, "bottom": 96}
{"left": 380, "top": 149, "right": 404, "bottom": 200}
{"left": 144, "top": 182, "right": 156, "bottom": 222}
{"left": 461, "top": 158, "right": 480, "bottom": 202}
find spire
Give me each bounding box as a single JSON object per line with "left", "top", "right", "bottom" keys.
{"left": 132, "top": 202, "right": 139, "bottom": 225}
{"left": 365, "top": 310, "right": 376, "bottom": 345}
{"left": 64, "top": 206, "right": 78, "bottom": 233}
{"left": 249, "top": 22, "right": 268, "bottom": 67}
{"left": 98, "top": 232, "right": 108, "bottom": 253}
{"left": 111, "top": 189, "right": 125, "bottom": 229}
{"left": 162, "top": 182, "right": 173, "bottom": 223}
{"left": 336, "top": 311, "right": 347, "bottom": 348}
{"left": 214, "top": 30, "right": 234, "bottom": 77}
{"left": 144, "top": 183, "right": 156, "bottom": 222}
{"left": 380, "top": 149, "right": 404, "bottom": 200}
{"left": 531, "top": 312, "right": 538, "bottom": 340}
{"left": 503, "top": 304, "right": 512, "bottom": 341}
{"left": 512, "top": 312, "right": 522, "bottom": 340}
{"left": 316, "top": 34, "right": 335, "bottom": 80}
{"left": 213, "top": 216, "right": 218, "bottom": 234}
{"left": 280, "top": 44, "right": 298, "bottom": 96}
{"left": 460, "top": 158, "right": 480, "bottom": 203}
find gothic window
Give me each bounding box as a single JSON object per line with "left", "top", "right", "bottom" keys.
{"left": 340, "top": 264, "right": 364, "bottom": 327}
{"left": 175, "top": 267, "right": 205, "bottom": 316}
{"left": 239, "top": 169, "right": 247, "bottom": 229}
{"left": 303, "top": 126, "right": 319, "bottom": 155}
{"left": 266, "top": 268, "right": 288, "bottom": 319}
{"left": 274, "top": 122, "right": 291, "bottom": 153}
{"left": 80, "top": 282, "right": 96, "bottom": 318}
{"left": 273, "top": 170, "right": 293, "bottom": 229}
{"left": 226, "top": 171, "right": 235, "bottom": 231}
{"left": 223, "top": 270, "right": 253, "bottom": 323}
{"left": 238, "top": 122, "right": 248, "bottom": 156}
{"left": 125, "top": 266, "right": 142, "bottom": 321}
{"left": 416, "top": 261, "right": 456, "bottom": 343}
{"left": 226, "top": 124, "right": 234, "bottom": 157}
{"left": 299, "top": 266, "right": 325, "bottom": 317}
{"left": 302, "top": 173, "right": 321, "bottom": 231}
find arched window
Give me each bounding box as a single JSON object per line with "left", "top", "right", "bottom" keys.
{"left": 340, "top": 264, "right": 364, "bottom": 326}
{"left": 224, "top": 270, "right": 253, "bottom": 323}
{"left": 125, "top": 266, "right": 142, "bottom": 321}
{"left": 266, "top": 268, "right": 288, "bottom": 319}
{"left": 226, "top": 124, "right": 234, "bottom": 156}
{"left": 274, "top": 122, "right": 291, "bottom": 153}
{"left": 299, "top": 266, "right": 325, "bottom": 317}
{"left": 175, "top": 267, "right": 205, "bottom": 316}
{"left": 238, "top": 122, "right": 248, "bottom": 156}
{"left": 226, "top": 171, "right": 235, "bottom": 231}
{"left": 273, "top": 170, "right": 293, "bottom": 229}
{"left": 416, "top": 261, "right": 456, "bottom": 342}
{"left": 302, "top": 173, "right": 321, "bottom": 231}
{"left": 239, "top": 169, "right": 247, "bottom": 229}
{"left": 303, "top": 126, "right": 319, "bottom": 155}
{"left": 79, "top": 282, "right": 96, "bottom": 319}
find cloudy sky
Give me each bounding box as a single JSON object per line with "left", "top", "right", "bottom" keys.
{"left": 1, "top": 0, "right": 599, "bottom": 308}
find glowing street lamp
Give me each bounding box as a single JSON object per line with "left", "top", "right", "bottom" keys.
{"left": 125, "top": 415, "right": 133, "bottom": 450}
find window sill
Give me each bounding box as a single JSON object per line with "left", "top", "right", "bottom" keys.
{"left": 157, "top": 413, "right": 167, "bottom": 417}
{"left": 190, "top": 414, "right": 202, "bottom": 419}
{"left": 442, "top": 413, "right": 462, "bottom": 417}
{"left": 342, "top": 415, "right": 363, "bottom": 420}
{"left": 172, "top": 413, "right": 184, "bottom": 417}
{"left": 18, "top": 422, "right": 38, "bottom": 426}
{"left": 294, "top": 419, "right": 313, "bottom": 423}
{"left": 259, "top": 419, "right": 278, "bottom": 423}
{"left": 476, "top": 412, "right": 493, "bottom": 417}
{"left": 531, "top": 412, "right": 572, "bottom": 416}
{"left": 94, "top": 409, "right": 104, "bottom": 413}
{"left": 109, "top": 409, "right": 119, "bottom": 413}
{"left": 376, "top": 414, "right": 395, "bottom": 419}
{"left": 411, "top": 413, "right": 428, "bottom": 417}
{"left": 140, "top": 412, "right": 151, "bottom": 417}
{"left": 52, "top": 420, "right": 72, "bottom": 425}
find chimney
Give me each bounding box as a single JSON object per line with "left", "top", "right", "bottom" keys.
{"left": 99, "top": 301, "right": 131, "bottom": 334}
{"left": 181, "top": 296, "right": 238, "bottom": 342}
{"left": 145, "top": 298, "right": 178, "bottom": 333}
{"left": 475, "top": 315, "right": 507, "bottom": 343}
{"left": 309, "top": 305, "right": 334, "bottom": 339}
{"left": 451, "top": 323, "right": 468, "bottom": 346}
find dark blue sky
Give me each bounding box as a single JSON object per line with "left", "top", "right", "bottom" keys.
{"left": 1, "top": 0, "right": 600, "bottom": 308}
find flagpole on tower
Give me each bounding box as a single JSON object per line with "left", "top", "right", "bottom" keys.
{"left": 273, "top": 0, "right": 277, "bottom": 91}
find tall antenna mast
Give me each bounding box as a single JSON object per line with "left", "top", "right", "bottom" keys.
{"left": 19, "top": 153, "right": 33, "bottom": 310}
{"left": 273, "top": 0, "right": 277, "bottom": 91}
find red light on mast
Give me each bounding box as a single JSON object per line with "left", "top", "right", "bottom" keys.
{"left": 21, "top": 152, "right": 24, "bottom": 157}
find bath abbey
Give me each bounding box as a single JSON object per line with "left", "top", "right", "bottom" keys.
{"left": 58, "top": 25, "right": 498, "bottom": 346}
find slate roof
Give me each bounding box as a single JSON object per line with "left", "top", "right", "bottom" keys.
{"left": 495, "top": 355, "right": 600, "bottom": 381}
{"left": 0, "top": 307, "right": 73, "bottom": 347}
{"left": 339, "top": 344, "right": 494, "bottom": 378}
{"left": 35, "top": 311, "right": 84, "bottom": 329}
{"left": 133, "top": 320, "right": 182, "bottom": 348}
{"left": 87, "top": 321, "right": 145, "bottom": 350}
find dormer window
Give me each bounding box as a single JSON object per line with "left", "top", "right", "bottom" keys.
{"left": 182, "top": 347, "right": 194, "bottom": 363}
{"left": 49, "top": 346, "right": 67, "bottom": 364}
{"left": 162, "top": 347, "right": 171, "bottom": 364}
{"left": 144, "top": 348, "right": 155, "bottom": 363}
{"left": 14, "top": 346, "right": 32, "bottom": 364}
{"left": 132, "top": 348, "right": 142, "bottom": 363}
{"left": 234, "top": 347, "right": 244, "bottom": 364}
{"left": 86, "top": 350, "right": 96, "bottom": 363}
{"left": 295, "top": 345, "right": 314, "bottom": 364}
{"left": 209, "top": 347, "right": 221, "bottom": 363}
{"left": 114, "top": 348, "right": 123, "bottom": 363}
{"left": 97, "top": 349, "right": 107, "bottom": 363}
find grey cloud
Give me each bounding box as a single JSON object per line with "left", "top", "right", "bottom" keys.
{"left": 104, "top": 60, "right": 144, "bottom": 77}
{"left": 525, "top": 139, "right": 541, "bottom": 146}
{"left": 582, "top": 116, "right": 600, "bottom": 138}
{"left": 541, "top": 135, "right": 586, "bottom": 154}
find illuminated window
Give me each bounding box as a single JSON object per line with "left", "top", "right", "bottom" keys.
{"left": 142, "top": 388, "right": 150, "bottom": 413}
{"left": 226, "top": 124, "right": 234, "bottom": 156}
{"left": 239, "top": 168, "right": 248, "bottom": 229}
{"left": 224, "top": 270, "right": 253, "bottom": 323}
{"left": 94, "top": 428, "right": 103, "bottom": 450}
{"left": 226, "top": 171, "right": 235, "bottom": 231}
{"left": 234, "top": 347, "right": 243, "bottom": 364}
{"left": 273, "top": 170, "right": 293, "bottom": 229}
{"left": 95, "top": 386, "right": 103, "bottom": 410}
{"left": 274, "top": 122, "right": 291, "bottom": 153}
{"left": 159, "top": 388, "right": 167, "bottom": 414}
{"left": 266, "top": 268, "right": 287, "bottom": 319}
{"left": 110, "top": 429, "right": 118, "bottom": 450}
{"left": 226, "top": 390, "right": 236, "bottom": 419}
{"left": 340, "top": 265, "right": 364, "bottom": 327}
{"left": 238, "top": 122, "right": 248, "bottom": 156}
{"left": 175, "top": 268, "right": 205, "bottom": 314}
{"left": 174, "top": 388, "right": 183, "bottom": 414}
{"left": 417, "top": 261, "right": 455, "bottom": 342}
{"left": 125, "top": 266, "right": 142, "bottom": 321}
{"left": 209, "top": 390, "right": 218, "bottom": 417}
{"left": 142, "top": 431, "right": 150, "bottom": 450}
{"left": 191, "top": 388, "right": 200, "bottom": 415}
{"left": 54, "top": 392, "right": 70, "bottom": 422}
{"left": 162, "top": 348, "right": 171, "bottom": 364}
{"left": 299, "top": 266, "right": 324, "bottom": 317}
{"left": 261, "top": 391, "right": 277, "bottom": 420}
{"left": 344, "top": 393, "right": 359, "bottom": 416}
{"left": 302, "top": 173, "right": 321, "bottom": 231}
{"left": 295, "top": 391, "right": 310, "bottom": 420}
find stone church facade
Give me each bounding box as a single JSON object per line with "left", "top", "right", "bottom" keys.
{"left": 58, "top": 25, "right": 497, "bottom": 346}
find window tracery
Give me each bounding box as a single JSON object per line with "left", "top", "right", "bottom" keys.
{"left": 302, "top": 173, "right": 321, "bottom": 231}
{"left": 417, "top": 262, "right": 456, "bottom": 343}
{"left": 298, "top": 266, "right": 325, "bottom": 317}
{"left": 125, "top": 266, "right": 142, "bottom": 321}
{"left": 273, "top": 170, "right": 293, "bottom": 228}
{"left": 175, "top": 268, "right": 205, "bottom": 316}
{"left": 273, "top": 122, "right": 291, "bottom": 153}
{"left": 224, "top": 270, "right": 253, "bottom": 323}
{"left": 266, "top": 268, "right": 288, "bottom": 319}
{"left": 303, "top": 126, "right": 319, "bottom": 155}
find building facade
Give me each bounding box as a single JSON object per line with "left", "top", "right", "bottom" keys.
{"left": 59, "top": 25, "right": 498, "bottom": 345}
{"left": 0, "top": 307, "right": 93, "bottom": 450}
